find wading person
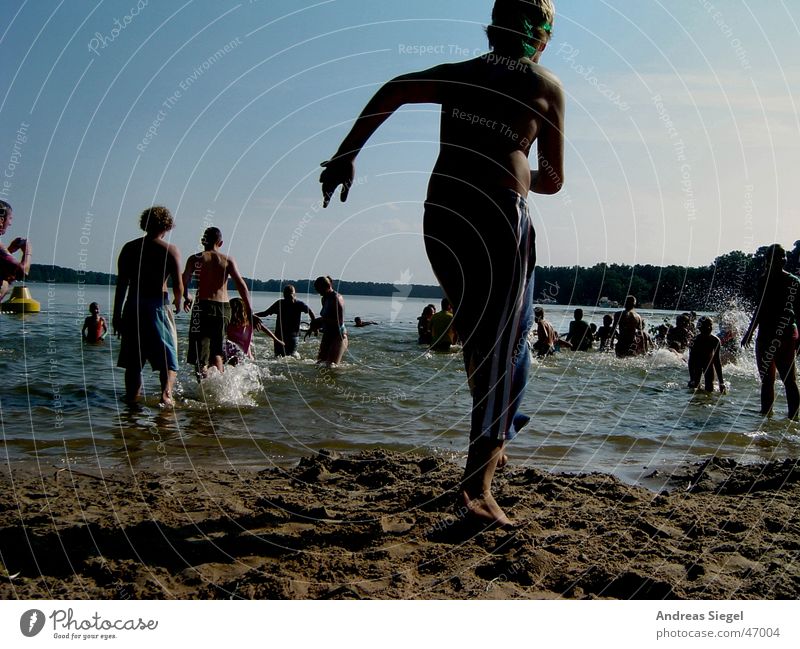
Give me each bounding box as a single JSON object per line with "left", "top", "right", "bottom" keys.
{"left": 319, "top": 0, "right": 564, "bottom": 526}
{"left": 113, "top": 206, "right": 182, "bottom": 407}
{"left": 255, "top": 284, "right": 315, "bottom": 357}
{"left": 0, "top": 200, "right": 32, "bottom": 301}
{"left": 742, "top": 244, "right": 800, "bottom": 419}
{"left": 182, "top": 227, "right": 257, "bottom": 378}
{"left": 307, "top": 276, "right": 348, "bottom": 366}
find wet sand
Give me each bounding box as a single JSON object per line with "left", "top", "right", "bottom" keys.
{"left": 1, "top": 451, "right": 798, "bottom": 599}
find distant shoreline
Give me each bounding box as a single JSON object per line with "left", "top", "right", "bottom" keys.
{"left": 25, "top": 246, "right": 797, "bottom": 308}
{"left": 25, "top": 263, "right": 445, "bottom": 300}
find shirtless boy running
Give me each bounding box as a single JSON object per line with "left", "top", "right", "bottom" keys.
{"left": 319, "top": 0, "right": 564, "bottom": 526}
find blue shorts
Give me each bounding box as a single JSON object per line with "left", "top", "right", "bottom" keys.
{"left": 117, "top": 296, "right": 179, "bottom": 373}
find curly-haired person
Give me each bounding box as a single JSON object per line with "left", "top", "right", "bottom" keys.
{"left": 113, "top": 206, "right": 183, "bottom": 407}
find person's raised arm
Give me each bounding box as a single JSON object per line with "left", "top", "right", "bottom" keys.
{"left": 320, "top": 64, "right": 452, "bottom": 207}
{"left": 7, "top": 238, "right": 31, "bottom": 277}
{"left": 531, "top": 73, "right": 565, "bottom": 195}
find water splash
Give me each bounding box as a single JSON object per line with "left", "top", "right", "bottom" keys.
{"left": 185, "top": 362, "right": 265, "bottom": 408}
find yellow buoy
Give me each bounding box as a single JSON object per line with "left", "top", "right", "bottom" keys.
{"left": 1, "top": 285, "right": 41, "bottom": 314}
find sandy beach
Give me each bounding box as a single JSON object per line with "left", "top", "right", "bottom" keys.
{"left": 1, "top": 450, "right": 798, "bottom": 600}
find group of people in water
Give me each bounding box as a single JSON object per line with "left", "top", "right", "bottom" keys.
{"left": 108, "top": 208, "right": 353, "bottom": 407}
{"left": 2, "top": 0, "right": 798, "bottom": 529}
{"left": 525, "top": 250, "right": 798, "bottom": 422}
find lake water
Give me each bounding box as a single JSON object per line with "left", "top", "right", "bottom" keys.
{"left": 1, "top": 283, "right": 798, "bottom": 487}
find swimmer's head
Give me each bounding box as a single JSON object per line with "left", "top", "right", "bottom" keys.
{"left": 699, "top": 317, "right": 713, "bottom": 333}
{"left": 603, "top": 314, "right": 613, "bottom": 326}
{"left": 440, "top": 298, "right": 453, "bottom": 312}
{"left": 89, "top": 302, "right": 99, "bottom": 314}
{"left": 201, "top": 227, "right": 222, "bottom": 249}
{"left": 354, "top": 317, "right": 362, "bottom": 325}
{"left": 534, "top": 306, "right": 545, "bottom": 320}
{"left": 574, "top": 308, "right": 583, "bottom": 320}
{"left": 139, "top": 205, "right": 174, "bottom": 235}
{"left": 283, "top": 284, "right": 296, "bottom": 299}
{"left": 624, "top": 295, "right": 637, "bottom": 310}
{"left": 486, "top": 0, "right": 555, "bottom": 59}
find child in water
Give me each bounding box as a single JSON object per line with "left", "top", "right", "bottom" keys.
{"left": 226, "top": 297, "right": 283, "bottom": 364}
{"left": 688, "top": 317, "right": 726, "bottom": 393}
{"left": 225, "top": 297, "right": 254, "bottom": 362}
{"left": 81, "top": 302, "right": 108, "bottom": 343}
{"left": 596, "top": 314, "right": 615, "bottom": 351}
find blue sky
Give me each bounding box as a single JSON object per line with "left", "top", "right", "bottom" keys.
{"left": 1, "top": 0, "right": 798, "bottom": 285}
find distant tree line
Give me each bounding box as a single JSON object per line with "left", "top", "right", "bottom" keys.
{"left": 27, "top": 264, "right": 116, "bottom": 286}
{"left": 25, "top": 265, "right": 444, "bottom": 300}
{"left": 535, "top": 242, "right": 800, "bottom": 311}
{"left": 25, "top": 241, "right": 800, "bottom": 310}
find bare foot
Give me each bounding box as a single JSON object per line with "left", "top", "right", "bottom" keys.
{"left": 459, "top": 489, "right": 514, "bottom": 529}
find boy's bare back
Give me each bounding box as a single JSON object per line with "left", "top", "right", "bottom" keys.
{"left": 118, "top": 237, "right": 180, "bottom": 301}
{"left": 187, "top": 250, "right": 234, "bottom": 302}
{"left": 431, "top": 56, "right": 564, "bottom": 197}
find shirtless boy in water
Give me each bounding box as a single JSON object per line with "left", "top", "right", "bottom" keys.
{"left": 113, "top": 206, "right": 182, "bottom": 406}
{"left": 182, "top": 227, "right": 259, "bottom": 378}
{"left": 319, "top": 0, "right": 564, "bottom": 526}
{"left": 688, "top": 317, "right": 726, "bottom": 393}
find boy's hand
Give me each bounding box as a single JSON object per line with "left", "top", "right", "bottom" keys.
{"left": 320, "top": 158, "right": 355, "bottom": 207}
{"left": 719, "top": 382, "right": 727, "bottom": 394}
{"left": 183, "top": 296, "right": 193, "bottom": 312}
{"left": 112, "top": 315, "right": 123, "bottom": 338}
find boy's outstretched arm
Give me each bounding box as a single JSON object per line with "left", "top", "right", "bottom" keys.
{"left": 320, "top": 65, "right": 451, "bottom": 207}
